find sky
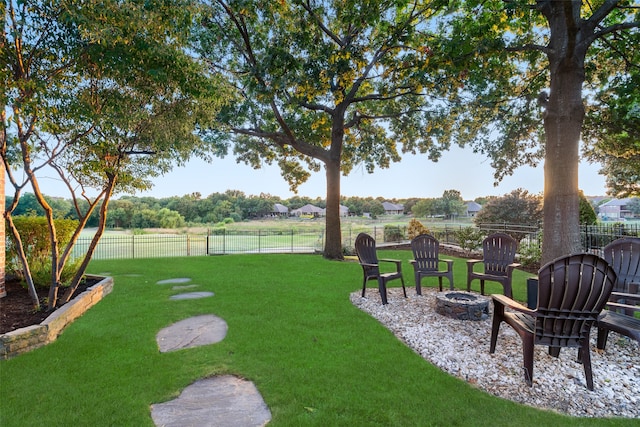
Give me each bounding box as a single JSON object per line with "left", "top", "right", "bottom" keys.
{"left": 41, "top": 145, "right": 606, "bottom": 201}
{"left": 23, "top": 144, "right": 608, "bottom": 201}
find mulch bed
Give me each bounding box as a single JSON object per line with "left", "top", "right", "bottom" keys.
{"left": 0, "top": 278, "right": 94, "bottom": 334}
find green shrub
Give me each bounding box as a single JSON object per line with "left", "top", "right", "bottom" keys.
{"left": 383, "top": 225, "right": 404, "bottom": 242}
{"left": 518, "top": 238, "right": 542, "bottom": 269}
{"left": 455, "top": 227, "right": 484, "bottom": 255}
{"left": 6, "top": 216, "right": 80, "bottom": 288}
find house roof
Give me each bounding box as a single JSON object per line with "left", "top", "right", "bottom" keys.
{"left": 272, "top": 203, "right": 289, "bottom": 213}
{"left": 291, "top": 203, "right": 324, "bottom": 214}
{"left": 465, "top": 201, "right": 482, "bottom": 212}
{"left": 382, "top": 201, "right": 404, "bottom": 211}
{"left": 600, "top": 198, "right": 633, "bottom": 207}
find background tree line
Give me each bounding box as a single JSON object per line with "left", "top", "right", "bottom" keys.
{"left": 7, "top": 188, "right": 614, "bottom": 230}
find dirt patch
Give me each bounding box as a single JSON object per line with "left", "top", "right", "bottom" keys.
{"left": 0, "top": 279, "right": 94, "bottom": 334}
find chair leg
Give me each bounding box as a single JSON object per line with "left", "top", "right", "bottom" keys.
{"left": 480, "top": 280, "right": 485, "bottom": 295}
{"left": 580, "top": 340, "right": 594, "bottom": 391}
{"left": 596, "top": 327, "right": 609, "bottom": 350}
{"left": 361, "top": 278, "right": 367, "bottom": 297}
{"left": 447, "top": 272, "right": 454, "bottom": 290}
{"left": 415, "top": 273, "right": 422, "bottom": 296}
{"left": 489, "top": 317, "right": 501, "bottom": 353}
{"left": 400, "top": 276, "right": 407, "bottom": 298}
{"left": 438, "top": 277, "right": 443, "bottom": 292}
{"left": 503, "top": 281, "right": 513, "bottom": 299}
{"left": 489, "top": 302, "right": 504, "bottom": 353}
{"left": 377, "top": 278, "right": 388, "bottom": 305}
{"left": 522, "top": 337, "right": 535, "bottom": 387}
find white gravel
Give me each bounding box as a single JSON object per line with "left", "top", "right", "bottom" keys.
{"left": 350, "top": 287, "right": 640, "bottom": 419}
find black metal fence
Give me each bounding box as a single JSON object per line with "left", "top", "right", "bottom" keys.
{"left": 72, "top": 222, "right": 639, "bottom": 260}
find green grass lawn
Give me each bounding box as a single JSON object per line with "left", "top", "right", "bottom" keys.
{"left": 0, "top": 252, "right": 633, "bottom": 426}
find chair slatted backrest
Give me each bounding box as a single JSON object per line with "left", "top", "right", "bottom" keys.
{"left": 482, "top": 233, "right": 518, "bottom": 276}
{"left": 535, "top": 253, "right": 616, "bottom": 348}
{"left": 411, "top": 234, "right": 440, "bottom": 272}
{"left": 355, "top": 233, "right": 380, "bottom": 276}
{"left": 602, "top": 237, "right": 640, "bottom": 293}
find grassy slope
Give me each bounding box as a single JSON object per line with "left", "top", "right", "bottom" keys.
{"left": 0, "top": 253, "right": 632, "bottom": 426}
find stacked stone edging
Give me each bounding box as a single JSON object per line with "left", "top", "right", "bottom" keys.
{"left": 0, "top": 275, "right": 113, "bottom": 359}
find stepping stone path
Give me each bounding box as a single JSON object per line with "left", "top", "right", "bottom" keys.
{"left": 150, "top": 375, "right": 271, "bottom": 427}
{"left": 156, "top": 314, "right": 228, "bottom": 353}
{"left": 156, "top": 278, "right": 192, "bottom": 285}
{"left": 169, "top": 291, "right": 214, "bottom": 300}
{"left": 172, "top": 284, "right": 199, "bottom": 290}
{"left": 152, "top": 278, "right": 271, "bottom": 425}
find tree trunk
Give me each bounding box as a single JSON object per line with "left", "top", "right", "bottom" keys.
{"left": 542, "top": 58, "right": 585, "bottom": 264}
{"left": 324, "top": 159, "right": 343, "bottom": 260}
{"left": 60, "top": 177, "right": 116, "bottom": 305}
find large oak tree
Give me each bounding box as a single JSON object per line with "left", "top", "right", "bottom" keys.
{"left": 444, "top": 0, "right": 639, "bottom": 263}
{"left": 195, "top": 0, "right": 462, "bottom": 259}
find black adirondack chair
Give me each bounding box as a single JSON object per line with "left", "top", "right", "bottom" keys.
{"left": 597, "top": 237, "right": 640, "bottom": 350}
{"left": 466, "top": 232, "right": 520, "bottom": 298}
{"left": 410, "top": 234, "right": 454, "bottom": 294}
{"left": 355, "top": 233, "right": 406, "bottom": 305}
{"left": 489, "top": 253, "right": 616, "bottom": 390}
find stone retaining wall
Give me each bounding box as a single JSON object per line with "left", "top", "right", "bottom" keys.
{"left": 0, "top": 275, "right": 113, "bottom": 359}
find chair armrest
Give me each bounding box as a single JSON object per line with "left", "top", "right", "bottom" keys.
{"left": 380, "top": 258, "right": 402, "bottom": 272}
{"left": 467, "top": 259, "right": 482, "bottom": 273}
{"left": 505, "top": 262, "right": 521, "bottom": 277}
{"left": 492, "top": 293, "right": 535, "bottom": 315}
{"left": 360, "top": 262, "right": 378, "bottom": 268}
{"left": 409, "top": 259, "right": 417, "bottom": 265}
{"left": 440, "top": 259, "right": 454, "bottom": 268}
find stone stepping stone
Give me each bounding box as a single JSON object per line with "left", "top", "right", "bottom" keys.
{"left": 172, "top": 284, "right": 199, "bottom": 290}
{"left": 150, "top": 375, "right": 271, "bottom": 427}
{"left": 170, "top": 291, "right": 214, "bottom": 300}
{"left": 156, "top": 315, "right": 227, "bottom": 353}
{"left": 157, "top": 278, "right": 191, "bottom": 285}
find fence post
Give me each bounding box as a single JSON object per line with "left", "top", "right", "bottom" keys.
{"left": 187, "top": 235, "right": 190, "bottom": 256}
{"left": 291, "top": 229, "right": 294, "bottom": 253}
{"left": 132, "top": 235, "right": 135, "bottom": 259}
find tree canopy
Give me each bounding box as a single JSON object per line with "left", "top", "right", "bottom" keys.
{"left": 194, "top": 0, "right": 465, "bottom": 259}
{"left": 2, "top": 0, "right": 226, "bottom": 308}
{"left": 439, "top": 0, "right": 639, "bottom": 262}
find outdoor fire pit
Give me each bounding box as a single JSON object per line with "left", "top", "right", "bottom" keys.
{"left": 435, "top": 291, "right": 490, "bottom": 321}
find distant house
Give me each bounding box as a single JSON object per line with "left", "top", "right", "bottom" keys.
{"left": 321, "top": 205, "right": 350, "bottom": 217}
{"left": 271, "top": 203, "right": 289, "bottom": 217}
{"left": 465, "top": 201, "right": 482, "bottom": 217}
{"left": 382, "top": 202, "right": 404, "bottom": 215}
{"left": 598, "top": 198, "right": 635, "bottom": 220}
{"left": 290, "top": 203, "right": 324, "bottom": 217}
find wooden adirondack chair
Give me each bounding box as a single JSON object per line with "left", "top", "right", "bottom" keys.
{"left": 410, "top": 234, "right": 454, "bottom": 294}
{"left": 466, "top": 233, "right": 520, "bottom": 298}
{"left": 355, "top": 233, "right": 406, "bottom": 305}
{"left": 597, "top": 237, "right": 640, "bottom": 350}
{"left": 490, "top": 253, "right": 616, "bottom": 390}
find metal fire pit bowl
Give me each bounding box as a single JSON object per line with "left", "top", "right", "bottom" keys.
{"left": 435, "top": 291, "right": 490, "bottom": 321}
